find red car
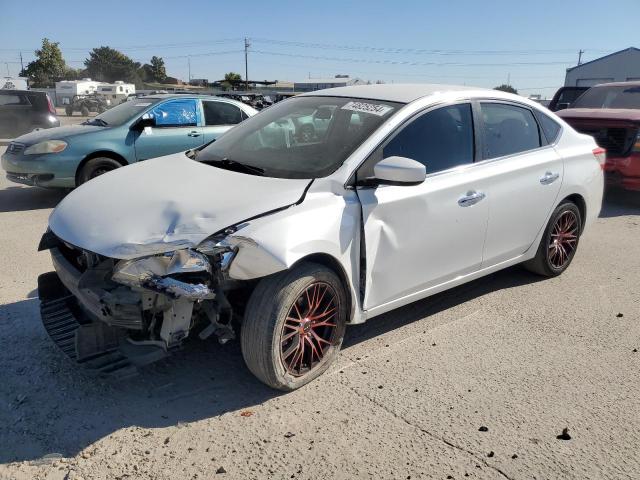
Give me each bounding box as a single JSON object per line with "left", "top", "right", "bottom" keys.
{"left": 556, "top": 82, "right": 640, "bottom": 191}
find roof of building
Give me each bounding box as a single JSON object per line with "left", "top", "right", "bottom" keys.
{"left": 566, "top": 47, "right": 640, "bottom": 72}
{"left": 300, "top": 83, "right": 484, "bottom": 103}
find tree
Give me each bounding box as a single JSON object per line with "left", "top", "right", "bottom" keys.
{"left": 22, "top": 38, "right": 67, "bottom": 87}
{"left": 149, "top": 56, "right": 166, "bottom": 83}
{"left": 222, "top": 72, "right": 242, "bottom": 90}
{"left": 84, "top": 47, "right": 142, "bottom": 85}
{"left": 494, "top": 84, "right": 518, "bottom": 94}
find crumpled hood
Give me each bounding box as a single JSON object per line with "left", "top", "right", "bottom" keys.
{"left": 49, "top": 152, "right": 311, "bottom": 259}
{"left": 14, "top": 124, "right": 104, "bottom": 145}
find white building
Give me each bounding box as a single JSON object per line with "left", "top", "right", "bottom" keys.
{"left": 55, "top": 78, "right": 103, "bottom": 105}
{"left": 96, "top": 81, "right": 136, "bottom": 105}
{"left": 293, "top": 76, "right": 364, "bottom": 92}
{"left": 564, "top": 47, "right": 640, "bottom": 87}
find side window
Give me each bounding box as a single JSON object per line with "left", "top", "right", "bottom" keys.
{"left": 382, "top": 103, "right": 474, "bottom": 174}
{"left": 535, "top": 111, "right": 561, "bottom": 144}
{"left": 480, "top": 103, "right": 541, "bottom": 159}
{"left": 149, "top": 99, "right": 197, "bottom": 127}
{"left": 0, "top": 94, "right": 30, "bottom": 106}
{"left": 203, "top": 101, "right": 243, "bottom": 125}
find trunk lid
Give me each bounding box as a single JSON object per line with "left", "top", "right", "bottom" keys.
{"left": 557, "top": 108, "right": 640, "bottom": 157}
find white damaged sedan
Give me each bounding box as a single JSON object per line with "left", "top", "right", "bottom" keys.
{"left": 38, "top": 84, "right": 604, "bottom": 390}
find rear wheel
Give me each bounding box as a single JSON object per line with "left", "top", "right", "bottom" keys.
{"left": 524, "top": 201, "right": 581, "bottom": 277}
{"left": 77, "top": 157, "right": 123, "bottom": 185}
{"left": 241, "top": 262, "right": 348, "bottom": 390}
{"left": 80, "top": 106, "right": 90, "bottom": 117}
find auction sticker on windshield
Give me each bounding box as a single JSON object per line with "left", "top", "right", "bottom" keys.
{"left": 341, "top": 101, "right": 393, "bottom": 116}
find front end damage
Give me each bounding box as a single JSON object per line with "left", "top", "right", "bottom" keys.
{"left": 37, "top": 230, "right": 242, "bottom": 378}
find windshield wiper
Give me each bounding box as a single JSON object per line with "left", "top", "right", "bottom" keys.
{"left": 83, "top": 118, "right": 109, "bottom": 127}
{"left": 204, "top": 158, "right": 265, "bottom": 176}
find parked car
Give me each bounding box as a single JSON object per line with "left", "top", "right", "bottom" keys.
{"left": 556, "top": 81, "right": 640, "bottom": 191}
{"left": 1, "top": 94, "right": 257, "bottom": 188}
{"left": 548, "top": 86, "right": 589, "bottom": 112}
{"left": 36, "top": 85, "right": 604, "bottom": 390}
{"left": 0, "top": 89, "right": 59, "bottom": 139}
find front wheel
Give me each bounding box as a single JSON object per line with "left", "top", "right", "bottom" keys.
{"left": 524, "top": 201, "right": 582, "bottom": 277}
{"left": 77, "top": 157, "right": 123, "bottom": 185}
{"left": 241, "top": 262, "right": 348, "bottom": 390}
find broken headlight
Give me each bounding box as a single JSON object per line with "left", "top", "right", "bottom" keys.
{"left": 112, "top": 249, "right": 215, "bottom": 300}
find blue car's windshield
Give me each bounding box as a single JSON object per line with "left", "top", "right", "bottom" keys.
{"left": 90, "top": 98, "right": 162, "bottom": 126}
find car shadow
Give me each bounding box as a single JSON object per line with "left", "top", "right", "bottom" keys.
{"left": 0, "top": 265, "right": 542, "bottom": 464}
{"left": 0, "top": 186, "right": 67, "bottom": 213}
{"left": 599, "top": 189, "right": 640, "bottom": 218}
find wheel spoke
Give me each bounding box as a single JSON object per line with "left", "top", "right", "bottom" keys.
{"left": 279, "top": 281, "right": 340, "bottom": 377}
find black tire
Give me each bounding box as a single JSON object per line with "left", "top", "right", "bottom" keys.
{"left": 241, "top": 262, "right": 348, "bottom": 391}
{"left": 80, "top": 106, "right": 90, "bottom": 117}
{"left": 524, "top": 201, "right": 582, "bottom": 277}
{"left": 65, "top": 107, "right": 73, "bottom": 116}
{"left": 77, "top": 157, "right": 123, "bottom": 185}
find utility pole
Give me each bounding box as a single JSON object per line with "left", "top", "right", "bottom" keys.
{"left": 188, "top": 56, "right": 191, "bottom": 83}
{"left": 507, "top": 72, "right": 511, "bottom": 86}
{"left": 5, "top": 63, "right": 9, "bottom": 76}
{"left": 244, "top": 37, "right": 250, "bottom": 91}
{"left": 19, "top": 52, "right": 23, "bottom": 73}
{"left": 578, "top": 49, "right": 584, "bottom": 65}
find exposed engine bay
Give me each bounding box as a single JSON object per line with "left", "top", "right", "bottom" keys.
{"left": 37, "top": 229, "right": 245, "bottom": 377}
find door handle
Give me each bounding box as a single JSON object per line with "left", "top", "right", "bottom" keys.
{"left": 458, "top": 190, "right": 486, "bottom": 207}
{"left": 540, "top": 171, "right": 560, "bottom": 185}
{"left": 187, "top": 131, "right": 201, "bottom": 137}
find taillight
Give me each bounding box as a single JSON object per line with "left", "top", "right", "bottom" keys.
{"left": 593, "top": 147, "right": 606, "bottom": 169}
{"left": 46, "top": 94, "right": 56, "bottom": 115}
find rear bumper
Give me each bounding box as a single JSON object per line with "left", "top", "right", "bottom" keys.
{"left": 605, "top": 153, "right": 640, "bottom": 191}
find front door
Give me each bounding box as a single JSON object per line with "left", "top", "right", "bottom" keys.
{"left": 133, "top": 98, "right": 202, "bottom": 161}
{"left": 357, "top": 103, "right": 490, "bottom": 311}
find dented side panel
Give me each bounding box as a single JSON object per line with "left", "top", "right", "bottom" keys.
{"left": 226, "top": 184, "right": 364, "bottom": 323}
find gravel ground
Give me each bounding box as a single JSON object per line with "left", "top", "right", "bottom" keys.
{"left": 0, "top": 162, "right": 639, "bottom": 479}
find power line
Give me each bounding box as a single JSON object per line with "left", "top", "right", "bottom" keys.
{"left": 251, "top": 38, "right": 613, "bottom": 57}
{"left": 251, "top": 50, "right": 576, "bottom": 68}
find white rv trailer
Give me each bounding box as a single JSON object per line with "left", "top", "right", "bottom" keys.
{"left": 96, "top": 81, "right": 136, "bottom": 105}
{"left": 55, "top": 78, "right": 102, "bottom": 105}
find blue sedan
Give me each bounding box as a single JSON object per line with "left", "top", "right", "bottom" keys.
{"left": 1, "top": 94, "right": 257, "bottom": 188}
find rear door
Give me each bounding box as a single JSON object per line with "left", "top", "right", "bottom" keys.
{"left": 133, "top": 98, "right": 202, "bottom": 160}
{"left": 200, "top": 100, "right": 246, "bottom": 144}
{"left": 477, "top": 101, "right": 563, "bottom": 267}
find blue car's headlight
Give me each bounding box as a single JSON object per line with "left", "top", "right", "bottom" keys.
{"left": 24, "top": 140, "right": 68, "bottom": 155}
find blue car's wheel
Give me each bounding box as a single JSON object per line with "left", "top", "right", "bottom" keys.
{"left": 78, "top": 157, "right": 122, "bottom": 185}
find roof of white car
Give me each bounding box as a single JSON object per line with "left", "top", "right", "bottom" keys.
{"left": 300, "top": 83, "right": 489, "bottom": 104}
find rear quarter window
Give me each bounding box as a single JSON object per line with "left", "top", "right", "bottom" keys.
{"left": 535, "top": 111, "right": 562, "bottom": 144}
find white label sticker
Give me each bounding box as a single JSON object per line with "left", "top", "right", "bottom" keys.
{"left": 341, "top": 101, "right": 393, "bottom": 116}
{"left": 135, "top": 102, "right": 152, "bottom": 107}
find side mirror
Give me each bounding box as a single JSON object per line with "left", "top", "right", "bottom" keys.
{"left": 372, "top": 156, "right": 426, "bottom": 186}
{"left": 555, "top": 103, "right": 570, "bottom": 111}
{"left": 131, "top": 113, "right": 156, "bottom": 130}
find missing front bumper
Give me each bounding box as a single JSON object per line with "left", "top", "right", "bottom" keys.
{"left": 38, "top": 271, "right": 167, "bottom": 378}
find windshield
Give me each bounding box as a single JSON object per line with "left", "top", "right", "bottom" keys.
{"left": 90, "top": 98, "right": 162, "bottom": 126}
{"left": 572, "top": 85, "right": 640, "bottom": 109}
{"left": 197, "top": 96, "right": 402, "bottom": 179}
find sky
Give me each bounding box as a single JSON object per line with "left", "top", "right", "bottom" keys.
{"left": 0, "top": 0, "right": 638, "bottom": 98}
